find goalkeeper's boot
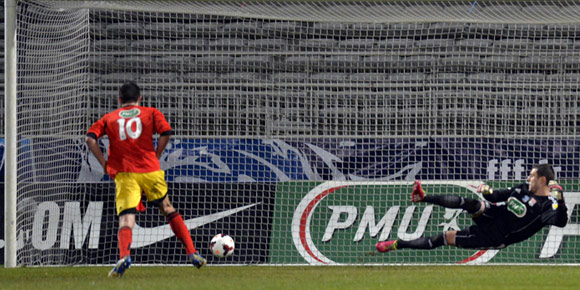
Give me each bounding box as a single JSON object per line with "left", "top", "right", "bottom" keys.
{"left": 108, "top": 256, "right": 132, "bottom": 277}
{"left": 411, "top": 180, "right": 425, "bottom": 202}
{"left": 376, "top": 240, "right": 398, "bottom": 253}
{"left": 189, "top": 252, "right": 207, "bottom": 269}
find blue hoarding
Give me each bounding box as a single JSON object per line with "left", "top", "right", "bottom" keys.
{"left": 0, "top": 137, "right": 575, "bottom": 183}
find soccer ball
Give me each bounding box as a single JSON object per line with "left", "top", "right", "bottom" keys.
{"left": 210, "top": 234, "right": 235, "bottom": 258}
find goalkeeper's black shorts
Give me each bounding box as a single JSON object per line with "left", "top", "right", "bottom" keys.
{"left": 454, "top": 225, "right": 506, "bottom": 249}
{"left": 454, "top": 201, "right": 506, "bottom": 249}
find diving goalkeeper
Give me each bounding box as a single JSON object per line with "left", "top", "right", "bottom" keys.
{"left": 376, "top": 164, "right": 568, "bottom": 252}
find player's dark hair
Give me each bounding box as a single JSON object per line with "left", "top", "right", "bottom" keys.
{"left": 119, "top": 82, "right": 140, "bottom": 104}
{"left": 533, "top": 164, "right": 555, "bottom": 185}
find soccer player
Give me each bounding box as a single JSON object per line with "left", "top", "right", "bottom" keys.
{"left": 376, "top": 164, "right": 568, "bottom": 253}
{"left": 86, "top": 82, "right": 206, "bottom": 277}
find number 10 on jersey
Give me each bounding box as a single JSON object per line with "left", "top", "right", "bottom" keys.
{"left": 117, "top": 117, "right": 142, "bottom": 140}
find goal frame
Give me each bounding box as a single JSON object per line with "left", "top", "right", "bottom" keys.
{"left": 4, "top": 0, "right": 580, "bottom": 268}
{"left": 4, "top": 0, "right": 18, "bottom": 268}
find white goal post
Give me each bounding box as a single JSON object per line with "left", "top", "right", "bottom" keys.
{"left": 4, "top": 0, "right": 18, "bottom": 269}
{"left": 4, "top": 0, "right": 580, "bottom": 267}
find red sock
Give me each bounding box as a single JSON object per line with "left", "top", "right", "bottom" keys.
{"left": 118, "top": 226, "right": 132, "bottom": 258}
{"left": 167, "top": 211, "right": 196, "bottom": 255}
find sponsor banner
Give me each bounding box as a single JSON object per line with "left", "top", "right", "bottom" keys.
{"left": 0, "top": 139, "right": 3, "bottom": 182}
{"left": 270, "top": 181, "right": 580, "bottom": 264}
{"left": 1, "top": 137, "right": 579, "bottom": 183}
{"left": 0, "top": 183, "right": 4, "bottom": 263}
{"left": 12, "top": 183, "right": 274, "bottom": 265}
{"left": 0, "top": 138, "right": 34, "bottom": 184}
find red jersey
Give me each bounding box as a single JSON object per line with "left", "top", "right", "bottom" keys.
{"left": 87, "top": 105, "right": 172, "bottom": 176}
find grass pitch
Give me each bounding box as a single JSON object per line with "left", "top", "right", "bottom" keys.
{"left": 1, "top": 265, "right": 579, "bottom": 290}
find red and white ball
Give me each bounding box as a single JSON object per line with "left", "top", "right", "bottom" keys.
{"left": 210, "top": 234, "right": 235, "bottom": 258}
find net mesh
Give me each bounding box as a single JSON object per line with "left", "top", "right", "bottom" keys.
{"left": 8, "top": 0, "right": 580, "bottom": 266}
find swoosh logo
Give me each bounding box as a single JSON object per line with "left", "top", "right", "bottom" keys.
{"left": 133, "top": 203, "right": 259, "bottom": 248}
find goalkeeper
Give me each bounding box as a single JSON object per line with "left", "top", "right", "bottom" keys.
{"left": 86, "top": 82, "right": 206, "bottom": 277}
{"left": 376, "top": 164, "right": 568, "bottom": 253}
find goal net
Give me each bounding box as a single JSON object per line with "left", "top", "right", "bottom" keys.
{"left": 5, "top": 0, "right": 580, "bottom": 266}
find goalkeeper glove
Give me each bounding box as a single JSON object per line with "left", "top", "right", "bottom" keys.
{"left": 549, "top": 180, "right": 564, "bottom": 201}
{"left": 478, "top": 184, "right": 493, "bottom": 195}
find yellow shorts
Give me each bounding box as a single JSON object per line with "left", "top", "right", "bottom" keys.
{"left": 114, "top": 170, "right": 168, "bottom": 215}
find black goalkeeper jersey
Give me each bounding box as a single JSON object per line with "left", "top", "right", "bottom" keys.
{"left": 481, "top": 183, "right": 568, "bottom": 246}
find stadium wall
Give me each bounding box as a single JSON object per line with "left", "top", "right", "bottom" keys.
{"left": 1, "top": 183, "right": 4, "bottom": 263}
{"left": 1, "top": 138, "right": 580, "bottom": 265}
{"left": 3, "top": 137, "right": 579, "bottom": 184}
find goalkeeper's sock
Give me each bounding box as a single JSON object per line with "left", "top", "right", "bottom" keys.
{"left": 167, "top": 211, "right": 196, "bottom": 255}
{"left": 118, "top": 226, "right": 132, "bottom": 258}
{"left": 422, "top": 195, "right": 481, "bottom": 214}
{"left": 397, "top": 233, "right": 446, "bottom": 250}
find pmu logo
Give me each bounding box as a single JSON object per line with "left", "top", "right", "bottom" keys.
{"left": 291, "top": 181, "right": 580, "bottom": 265}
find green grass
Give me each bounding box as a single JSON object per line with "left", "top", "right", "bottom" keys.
{"left": 1, "top": 266, "right": 580, "bottom": 290}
